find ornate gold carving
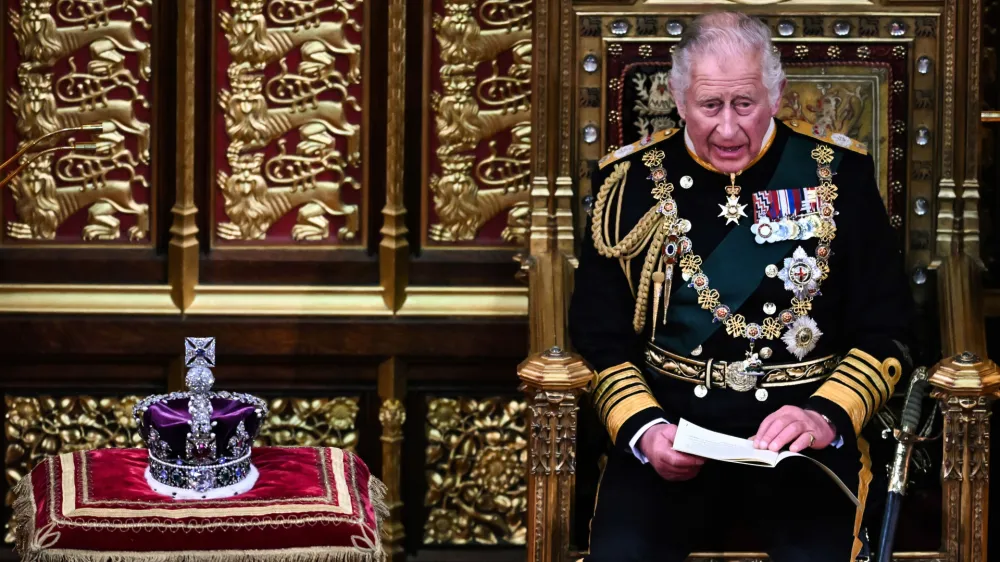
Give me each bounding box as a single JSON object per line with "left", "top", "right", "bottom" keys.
{"left": 427, "top": 0, "right": 533, "bottom": 244}
{"left": 379, "top": 397, "right": 406, "bottom": 559}
{"left": 254, "top": 397, "right": 359, "bottom": 450}
{"left": 5, "top": 0, "right": 152, "bottom": 242}
{"left": 4, "top": 395, "right": 144, "bottom": 543}
{"left": 217, "top": 0, "right": 363, "bottom": 243}
{"left": 424, "top": 397, "right": 527, "bottom": 545}
{"left": 381, "top": 0, "right": 409, "bottom": 312}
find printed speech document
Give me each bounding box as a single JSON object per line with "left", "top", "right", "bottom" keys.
{"left": 671, "top": 418, "right": 859, "bottom": 506}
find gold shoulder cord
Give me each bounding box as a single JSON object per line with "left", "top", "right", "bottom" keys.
{"left": 589, "top": 160, "right": 669, "bottom": 334}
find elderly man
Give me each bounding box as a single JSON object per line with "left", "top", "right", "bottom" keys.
{"left": 569, "top": 10, "right": 914, "bottom": 562}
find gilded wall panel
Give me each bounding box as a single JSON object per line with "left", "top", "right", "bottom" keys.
{"left": 213, "top": 0, "right": 367, "bottom": 247}
{"left": 254, "top": 396, "right": 360, "bottom": 451}
{"left": 2, "top": 0, "right": 154, "bottom": 245}
{"left": 575, "top": 12, "right": 939, "bottom": 290}
{"left": 424, "top": 397, "right": 527, "bottom": 545}
{"left": 3, "top": 395, "right": 144, "bottom": 543}
{"left": 422, "top": 0, "right": 533, "bottom": 247}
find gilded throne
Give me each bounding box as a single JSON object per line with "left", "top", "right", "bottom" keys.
{"left": 519, "top": 4, "right": 994, "bottom": 562}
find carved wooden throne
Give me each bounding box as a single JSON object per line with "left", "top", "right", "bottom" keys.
{"left": 519, "top": 2, "right": 994, "bottom": 562}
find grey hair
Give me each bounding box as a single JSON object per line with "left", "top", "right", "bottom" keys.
{"left": 668, "top": 12, "right": 785, "bottom": 109}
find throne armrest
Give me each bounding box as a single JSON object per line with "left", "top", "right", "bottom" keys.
{"left": 517, "top": 347, "right": 592, "bottom": 562}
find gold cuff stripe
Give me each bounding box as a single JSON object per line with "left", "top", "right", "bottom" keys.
{"left": 813, "top": 378, "right": 869, "bottom": 435}
{"left": 604, "top": 393, "right": 661, "bottom": 443}
{"left": 837, "top": 361, "right": 885, "bottom": 405}
{"left": 598, "top": 383, "right": 650, "bottom": 422}
{"left": 593, "top": 371, "right": 641, "bottom": 402}
{"left": 596, "top": 378, "right": 651, "bottom": 420}
{"left": 843, "top": 353, "right": 890, "bottom": 400}
{"left": 829, "top": 370, "right": 876, "bottom": 415}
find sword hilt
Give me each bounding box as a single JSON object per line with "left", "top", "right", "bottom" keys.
{"left": 899, "top": 366, "right": 930, "bottom": 438}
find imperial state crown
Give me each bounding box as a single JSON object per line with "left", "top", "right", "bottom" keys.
{"left": 132, "top": 337, "right": 269, "bottom": 499}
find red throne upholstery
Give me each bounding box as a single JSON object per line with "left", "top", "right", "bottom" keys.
{"left": 12, "top": 447, "right": 387, "bottom": 562}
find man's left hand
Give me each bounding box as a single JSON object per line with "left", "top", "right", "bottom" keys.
{"left": 753, "top": 406, "right": 836, "bottom": 453}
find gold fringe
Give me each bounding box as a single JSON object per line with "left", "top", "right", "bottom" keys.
{"left": 12, "top": 466, "right": 393, "bottom": 562}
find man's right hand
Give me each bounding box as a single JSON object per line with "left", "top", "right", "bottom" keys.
{"left": 637, "top": 423, "right": 706, "bottom": 481}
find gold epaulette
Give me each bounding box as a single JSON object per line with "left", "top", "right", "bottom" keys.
{"left": 783, "top": 119, "right": 868, "bottom": 155}
{"left": 598, "top": 128, "right": 679, "bottom": 170}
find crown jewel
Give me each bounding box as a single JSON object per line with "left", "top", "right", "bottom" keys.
{"left": 133, "top": 338, "right": 268, "bottom": 498}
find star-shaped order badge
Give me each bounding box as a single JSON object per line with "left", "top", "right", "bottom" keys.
{"left": 777, "top": 246, "right": 822, "bottom": 298}
{"left": 750, "top": 216, "right": 777, "bottom": 244}
{"left": 781, "top": 316, "right": 823, "bottom": 360}
{"left": 718, "top": 196, "right": 748, "bottom": 225}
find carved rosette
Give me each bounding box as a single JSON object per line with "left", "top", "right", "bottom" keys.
{"left": 425, "top": 0, "right": 533, "bottom": 246}
{"left": 4, "top": 395, "right": 145, "bottom": 543}
{"left": 215, "top": 0, "right": 365, "bottom": 246}
{"left": 424, "top": 397, "right": 527, "bottom": 545}
{"left": 254, "top": 397, "right": 360, "bottom": 450}
{"left": 3, "top": 0, "right": 153, "bottom": 244}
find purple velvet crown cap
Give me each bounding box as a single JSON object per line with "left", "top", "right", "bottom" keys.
{"left": 141, "top": 397, "right": 262, "bottom": 462}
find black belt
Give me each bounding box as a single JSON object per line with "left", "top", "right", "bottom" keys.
{"left": 644, "top": 342, "right": 839, "bottom": 399}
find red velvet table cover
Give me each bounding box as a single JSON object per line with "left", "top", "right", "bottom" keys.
{"left": 12, "top": 447, "right": 387, "bottom": 562}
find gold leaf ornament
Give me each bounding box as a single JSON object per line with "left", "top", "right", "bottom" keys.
{"left": 762, "top": 317, "right": 783, "bottom": 340}
{"left": 642, "top": 149, "right": 665, "bottom": 168}
{"left": 725, "top": 314, "right": 747, "bottom": 337}
{"left": 697, "top": 289, "right": 721, "bottom": 310}
{"left": 810, "top": 145, "right": 835, "bottom": 165}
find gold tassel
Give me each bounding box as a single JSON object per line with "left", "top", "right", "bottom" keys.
{"left": 651, "top": 271, "right": 664, "bottom": 340}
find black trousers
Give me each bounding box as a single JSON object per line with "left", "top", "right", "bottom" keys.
{"left": 584, "top": 446, "right": 862, "bottom": 562}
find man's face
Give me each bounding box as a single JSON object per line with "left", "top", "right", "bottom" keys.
{"left": 673, "top": 51, "right": 782, "bottom": 174}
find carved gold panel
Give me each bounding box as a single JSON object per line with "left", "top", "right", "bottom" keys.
{"left": 424, "top": 397, "right": 527, "bottom": 545}
{"left": 254, "top": 396, "right": 360, "bottom": 451}
{"left": 3, "top": 395, "right": 144, "bottom": 543}
{"left": 212, "top": 0, "right": 368, "bottom": 248}
{"left": 575, "top": 12, "right": 940, "bottom": 295}
{"left": 2, "top": 0, "right": 154, "bottom": 246}
{"left": 422, "top": 0, "right": 533, "bottom": 247}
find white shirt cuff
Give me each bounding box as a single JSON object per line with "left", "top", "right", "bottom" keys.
{"left": 628, "top": 418, "right": 670, "bottom": 464}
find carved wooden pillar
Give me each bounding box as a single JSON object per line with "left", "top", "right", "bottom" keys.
{"left": 930, "top": 352, "right": 1000, "bottom": 562}
{"left": 378, "top": 357, "right": 406, "bottom": 562}
{"left": 518, "top": 347, "right": 591, "bottom": 562}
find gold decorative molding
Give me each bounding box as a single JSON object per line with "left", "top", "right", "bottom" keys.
{"left": 380, "top": 0, "right": 409, "bottom": 311}
{"left": 398, "top": 286, "right": 528, "bottom": 316}
{"left": 424, "top": 396, "right": 527, "bottom": 545}
{"left": 423, "top": 0, "right": 533, "bottom": 246}
{"left": 4, "top": 395, "right": 144, "bottom": 543}
{"left": 0, "top": 284, "right": 176, "bottom": 314}
{"left": 213, "top": 0, "right": 366, "bottom": 246}
{"left": 255, "top": 397, "right": 360, "bottom": 451}
{"left": 169, "top": 0, "right": 199, "bottom": 311}
{"left": 961, "top": 0, "right": 984, "bottom": 260}
{"left": 936, "top": 0, "right": 960, "bottom": 258}
{"left": 3, "top": 0, "right": 154, "bottom": 245}
{"left": 185, "top": 285, "right": 391, "bottom": 316}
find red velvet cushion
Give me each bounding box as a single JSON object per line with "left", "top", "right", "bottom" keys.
{"left": 12, "top": 447, "right": 388, "bottom": 561}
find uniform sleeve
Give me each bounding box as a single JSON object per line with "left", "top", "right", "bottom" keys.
{"left": 806, "top": 152, "right": 916, "bottom": 437}
{"left": 569, "top": 165, "right": 668, "bottom": 451}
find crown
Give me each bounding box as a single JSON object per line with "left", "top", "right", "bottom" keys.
{"left": 132, "top": 338, "right": 268, "bottom": 499}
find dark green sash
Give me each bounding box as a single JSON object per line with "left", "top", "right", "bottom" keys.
{"left": 660, "top": 136, "right": 842, "bottom": 353}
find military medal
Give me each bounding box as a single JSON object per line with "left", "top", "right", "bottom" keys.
{"left": 719, "top": 173, "right": 747, "bottom": 225}
{"left": 680, "top": 175, "right": 694, "bottom": 189}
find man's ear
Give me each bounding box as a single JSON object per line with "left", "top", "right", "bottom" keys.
{"left": 770, "top": 78, "right": 787, "bottom": 116}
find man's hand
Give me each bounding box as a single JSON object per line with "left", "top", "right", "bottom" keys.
{"left": 637, "top": 423, "right": 706, "bottom": 481}
{"left": 753, "top": 405, "right": 837, "bottom": 453}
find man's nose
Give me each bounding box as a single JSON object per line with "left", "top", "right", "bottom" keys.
{"left": 718, "top": 107, "right": 738, "bottom": 138}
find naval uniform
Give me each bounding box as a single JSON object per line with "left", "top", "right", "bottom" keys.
{"left": 568, "top": 119, "right": 915, "bottom": 562}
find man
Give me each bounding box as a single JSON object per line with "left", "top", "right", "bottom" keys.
{"left": 569, "top": 11, "right": 914, "bottom": 562}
